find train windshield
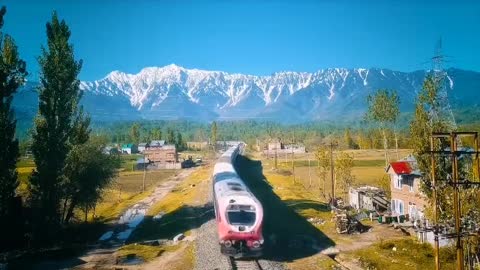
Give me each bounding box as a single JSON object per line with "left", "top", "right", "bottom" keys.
{"left": 227, "top": 210, "right": 256, "bottom": 226}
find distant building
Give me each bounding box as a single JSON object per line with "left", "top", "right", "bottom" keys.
{"left": 187, "top": 141, "right": 208, "bottom": 150}
{"left": 144, "top": 144, "right": 178, "bottom": 164}
{"left": 103, "top": 146, "right": 119, "bottom": 155}
{"left": 138, "top": 143, "right": 149, "bottom": 153}
{"left": 268, "top": 141, "right": 283, "bottom": 151}
{"left": 121, "top": 144, "right": 137, "bottom": 155}
{"left": 386, "top": 156, "right": 426, "bottom": 222}
{"left": 284, "top": 144, "right": 306, "bottom": 154}
{"left": 150, "top": 140, "right": 166, "bottom": 148}
{"left": 215, "top": 141, "right": 242, "bottom": 150}
{"left": 262, "top": 139, "right": 306, "bottom": 157}
{"left": 349, "top": 186, "right": 389, "bottom": 211}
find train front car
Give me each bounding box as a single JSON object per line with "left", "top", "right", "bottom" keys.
{"left": 213, "top": 143, "right": 264, "bottom": 258}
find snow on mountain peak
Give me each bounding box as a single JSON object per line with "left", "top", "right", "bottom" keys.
{"left": 80, "top": 65, "right": 409, "bottom": 114}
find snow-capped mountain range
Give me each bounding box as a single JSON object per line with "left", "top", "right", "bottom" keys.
{"left": 14, "top": 64, "right": 480, "bottom": 123}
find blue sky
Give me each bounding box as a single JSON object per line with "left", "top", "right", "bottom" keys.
{"left": 3, "top": 0, "right": 480, "bottom": 81}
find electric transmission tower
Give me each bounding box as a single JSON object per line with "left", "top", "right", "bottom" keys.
{"left": 430, "top": 38, "right": 458, "bottom": 132}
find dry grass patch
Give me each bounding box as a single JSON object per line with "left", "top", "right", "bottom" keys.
{"left": 93, "top": 170, "right": 177, "bottom": 222}
{"left": 127, "top": 165, "right": 213, "bottom": 243}
{"left": 350, "top": 238, "right": 456, "bottom": 270}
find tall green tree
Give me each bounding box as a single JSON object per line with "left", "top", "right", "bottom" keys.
{"left": 166, "top": 128, "right": 175, "bottom": 144}
{"left": 410, "top": 75, "right": 454, "bottom": 221}
{"left": 314, "top": 146, "right": 330, "bottom": 196}
{"left": 344, "top": 128, "right": 355, "bottom": 149}
{"left": 0, "top": 6, "right": 27, "bottom": 248}
{"left": 175, "top": 131, "right": 186, "bottom": 151}
{"left": 335, "top": 152, "right": 355, "bottom": 200}
{"left": 365, "top": 89, "right": 400, "bottom": 165}
{"left": 130, "top": 123, "right": 140, "bottom": 144}
{"left": 62, "top": 136, "right": 119, "bottom": 224}
{"left": 211, "top": 121, "right": 217, "bottom": 151}
{"left": 29, "top": 12, "right": 83, "bottom": 234}
{"left": 150, "top": 127, "right": 162, "bottom": 140}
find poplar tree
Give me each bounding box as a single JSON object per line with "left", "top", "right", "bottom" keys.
{"left": 130, "top": 123, "right": 140, "bottom": 144}
{"left": 365, "top": 89, "right": 400, "bottom": 165}
{"left": 211, "top": 121, "right": 217, "bottom": 151}
{"left": 29, "top": 12, "right": 82, "bottom": 233}
{"left": 0, "top": 6, "right": 27, "bottom": 247}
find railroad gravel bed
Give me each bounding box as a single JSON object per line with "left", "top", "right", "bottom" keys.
{"left": 256, "top": 259, "right": 286, "bottom": 270}
{"left": 193, "top": 219, "right": 232, "bottom": 270}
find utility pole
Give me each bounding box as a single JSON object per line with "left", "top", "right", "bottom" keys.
{"left": 328, "top": 141, "right": 338, "bottom": 201}
{"left": 142, "top": 153, "right": 147, "bottom": 192}
{"left": 430, "top": 136, "right": 440, "bottom": 270}
{"left": 274, "top": 144, "right": 278, "bottom": 169}
{"left": 450, "top": 133, "right": 464, "bottom": 270}
{"left": 308, "top": 158, "right": 312, "bottom": 187}
{"left": 292, "top": 131, "right": 296, "bottom": 184}
{"left": 430, "top": 131, "right": 480, "bottom": 270}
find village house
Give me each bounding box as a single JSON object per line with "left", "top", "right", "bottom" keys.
{"left": 187, "top": 141, "right": 208, "bottom": 150}
{"left": 386, "top": 156, "right": 426, "bottom": 222}
{"left": 267, "top": 140, "right": 283, "bottom": 151}
{"left": 386, "top": 156, "right": 452, "bottom": 246}
{"left": 144, "top": 144, "right": 179, "bottom": 169}
{"left": 138, "top": 142, "right": 149, "bottom": 153}
{"left": 103, "top": 145, "right": 119, "bottom": 155}
{"left": 262, "top": 138, "right": 306, "bottom": 157}
{"left": 284, "top": 144, "right": 306, "bottom": 154}
{"left": 150, "top": 140, "right": 166, "bottom": 148}
{"left": 348, "top": 186, "right": 389, "bottom": 212}
{"left": 215, "top": 140, "right": 243, "bottom": 150}
{"left": 121, "top": 144, "right": 137, "bottom": 155}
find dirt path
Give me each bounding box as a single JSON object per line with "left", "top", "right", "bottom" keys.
{"left": 51, "top": 168, "right": 197, "bottom": 270}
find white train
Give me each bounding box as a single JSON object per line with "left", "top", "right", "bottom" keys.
{"left": 212, "top": 143, "right": 264, "bottom": 258}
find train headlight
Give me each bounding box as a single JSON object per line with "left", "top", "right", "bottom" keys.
{"left": 224, "top": 240, "right": 232, "bottom": 248}
{"left": 252, "top": 241, "right": 261, "bottom": 248}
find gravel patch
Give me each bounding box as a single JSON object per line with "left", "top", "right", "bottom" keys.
{"left": 193, "top": 219, "right": 231, "bottom": 270}
{"left": 257, "top": 259, "right": 286, "bottom": 270}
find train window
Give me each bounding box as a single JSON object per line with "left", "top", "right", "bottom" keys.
{"left": 227, "top": 210, "right": 256, "bottom": 226}
{"left": 227, "top": 182, "right": 244, "bottom": 191}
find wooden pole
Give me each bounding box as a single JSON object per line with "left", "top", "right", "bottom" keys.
{"left": 330, "top": 142, "right": 335, "bottom": 200}
{"left": 430, "top": 135, "right": 440, "bottom": 270}
{"left": 292, "top": 132, "right": 295, "bottom": 184}
{"left": 142, "top": 153, "right": 147, "bottom": 192}
{"left": 451, "top": 133, "right": 464, "bottom": 270}
{"left": 308, "top": 158, "right": 312, "bottom": 187}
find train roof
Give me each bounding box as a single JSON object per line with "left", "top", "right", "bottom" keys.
{"left": 214, "top": 178, "right": 256, "bottom": 202}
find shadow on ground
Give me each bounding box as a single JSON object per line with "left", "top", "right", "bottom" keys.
{"left": 127, "top": 203, "right": 214, "bottom": 243}
{"left": 235, "top": 155, "right": 335, "bottom": 262}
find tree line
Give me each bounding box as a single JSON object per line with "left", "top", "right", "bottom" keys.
{"left": 0, "top": 9, "right": 119, "bottom": 249}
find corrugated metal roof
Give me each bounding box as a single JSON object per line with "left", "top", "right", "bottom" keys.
{"left": 389, "top": 161, "right": 412, "bottom": 175}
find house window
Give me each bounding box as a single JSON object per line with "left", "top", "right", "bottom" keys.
{"left": 409, "top": 204, "right": 417, "bottom": 220}
{"left": 391, "top": 199, "right": 405, "bottom": 215}
{"left": 393, "top": 175, "right": 402, "bottom": 189}
{"left": 409, "top": 178, "right": 414, "bottom": 192}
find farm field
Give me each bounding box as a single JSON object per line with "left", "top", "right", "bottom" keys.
{"left": 250, "top": 149, "right": 461, "bottom": 269}
{"left": 269, "top": 149, "right": 412, "bottom": 200}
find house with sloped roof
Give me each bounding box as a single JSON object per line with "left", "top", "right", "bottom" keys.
{"left": 386, "top": 156, "right": 453, "bottom": 247}
{"left": 386, "top": 156, "right": 426, "bottom": 222}
{"left": 138, "top": 142, "right": 149, "bottom": 153}
{"left": 121, "top": 143, "right": 137, "bottom": 155}
{"left": 150, "top": 140, "right": 166, "bottom": 148}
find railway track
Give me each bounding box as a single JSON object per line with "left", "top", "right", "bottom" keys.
{"left": 229, "top": 257, "right": 263, "bottom": 270}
